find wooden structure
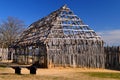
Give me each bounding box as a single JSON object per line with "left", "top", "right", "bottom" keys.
{"left": 0, "top": 48, "right": 8, "bottom": 61}
{"left": 105, "top": 46, "right": 120, "bottom": 70}
{"left": 12, "top": 66, "right": 37, "bottom": 74}
{"left": 10, "top": 5, "right": 104, "bottom": 68}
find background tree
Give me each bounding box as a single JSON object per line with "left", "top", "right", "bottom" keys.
{"left": 0, "top": 16, "right": 25, "bottom": 48}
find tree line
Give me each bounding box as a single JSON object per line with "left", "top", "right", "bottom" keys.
{"left": 0, "top": 16, "right": 25, "bottom": 48}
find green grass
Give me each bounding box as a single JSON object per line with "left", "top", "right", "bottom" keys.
{"left": 0, "top": 67, "right": 120, "bottom": 80}
{"left": 0, "top": 74, "right": 71, "bottom": 80}
{"left": 83, "top": 72, "right": 120, "bottom": 79}
{"left": 0, "top": 65, "right": 7, "bottom": 68}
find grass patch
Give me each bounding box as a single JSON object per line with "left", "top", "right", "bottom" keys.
{"left": 83, "top": 72, "right": 120, "bottom": 79}
{"left": 0, "top": 67, "right": 7, "bottom": 71}
{"left": 0, "top": 74, "right": 70, "bottom": 80}
{"left": 0, "top": 65, "right": 7, "bottom": 68}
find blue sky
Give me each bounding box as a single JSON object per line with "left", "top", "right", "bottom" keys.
{"left": 0, "top": 0, "right": 120, "bottom": 45}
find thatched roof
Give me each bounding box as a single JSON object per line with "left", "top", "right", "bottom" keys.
{"left": 14, "top": 5, "right": 102, "bottom": 46}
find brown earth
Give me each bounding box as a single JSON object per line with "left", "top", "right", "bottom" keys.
{"left": 0, "top": 67, "right": 119, "bottom": 80}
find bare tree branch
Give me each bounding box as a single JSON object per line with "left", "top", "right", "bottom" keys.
{"left": 0, "top": 16, "right": 25, "bottom": 48}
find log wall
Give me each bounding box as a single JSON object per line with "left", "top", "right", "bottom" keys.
{"left": 46, "top": 39, "right": 105, "bottom": 68}
{"left": 104, "top": 46, "right": 120, "bottom": 70}
{"left": 0, "top": 48, "right": 8, "bottom": 60}
{"left": 11, "top": 44, "right": 47, "bottom": 68}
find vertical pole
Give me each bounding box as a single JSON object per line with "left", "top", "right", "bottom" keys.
{"left": 46, "top": 44, "right": 49, "bottom": 68}
{"left": 38, "top": 45, "right": 40, "bottom": 62}
{"left": 32, "top": 46, "right": 35, "bottom": 64}
{"left": 15, "top": 48, "right": 17, "bottom": 63}
{"left": 26, "top": 47, "right": 29, "bottom": 64}
{"left": 23, "top": 47, "right": 26, "bottom": 64}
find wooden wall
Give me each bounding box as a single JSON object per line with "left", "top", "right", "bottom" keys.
{"left": 11, "top": 44, "right": 48, "bottom": 68}
{"left": 0, "top": 48, "right": 8, "bottom": 60}
{"left": 104, "top": 46, "right": 120, "bottom": 70}
{"left": 46, "top": 39, "right": 105, "bottom": 68}
{"left": 10, "top": 43, "right": 120, "bottom": 70}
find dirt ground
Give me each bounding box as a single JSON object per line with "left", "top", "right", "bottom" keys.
{"left": 0, "top": 67, "right": 119, "bottom": 80}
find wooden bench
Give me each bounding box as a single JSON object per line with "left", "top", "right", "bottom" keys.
{"left": 11, "top": 65, "right": 37, "bottom": 74}
{"left": 0, "top": 62, "right": 38, "bottom": 74}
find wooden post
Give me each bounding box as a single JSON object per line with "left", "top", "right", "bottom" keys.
{"left": 32, "top": 46, "right": 35, "bottom": 64}
{"left": 26, "top": 47, "right": 29, "bottom": 64}
{"left": 14, "top": 48, "right": 17, "bottom": 63}
{"left": 23, "top": 47, "right": 26, "bottom": 64}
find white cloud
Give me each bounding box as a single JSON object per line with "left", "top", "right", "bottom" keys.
{"left": 97, "top": 30, "right": 120, "bottom": 46}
